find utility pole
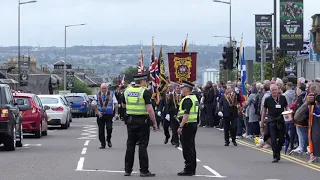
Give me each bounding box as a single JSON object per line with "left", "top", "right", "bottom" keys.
{"left": 273, "top": 0, "right": 277, "bottom": 79}
{"left": 260, "top": 40, "right": 267, "bottom": 82}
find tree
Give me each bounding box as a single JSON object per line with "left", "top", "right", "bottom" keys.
{"left": 72, "top": 78, "right": 92, "bottom": 95}
{"left": 120, "top": 66, "right": 149, "bottom": 84}
{"left": 253, "top": 62, "right": 273, "bottom": 82}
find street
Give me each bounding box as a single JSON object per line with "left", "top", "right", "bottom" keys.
{"left": 0, "top": 117, "right": 319, "bottom": 180}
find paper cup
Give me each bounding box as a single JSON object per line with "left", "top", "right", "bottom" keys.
{"left": 282, "top": 111, "right": 293, "bottom": 122}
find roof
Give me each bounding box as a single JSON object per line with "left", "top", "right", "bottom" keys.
{"left": 13, "top": 93, "right": 35, "bottom": 98}
{"left": 54, "top": 60, "right": 71, "bottom": 66}
{"left": 38, "top": 94, "right": 63, "bottom": 98}
{"left": 0, "top": 79, "right": 18, "bottom": 84}
{"left": 7, "top": 74, "right": 51, "bottom": 95}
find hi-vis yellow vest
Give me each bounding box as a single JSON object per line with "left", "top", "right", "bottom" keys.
{"left": 124, "top": 86, "right": 148, "bottom": 115}
{"left": 177, "top": 94, "right": 199, "bottom": 123}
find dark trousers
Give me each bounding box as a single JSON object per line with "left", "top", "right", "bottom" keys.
{"left": 223, "top": 116, "right": 237, "bottom": 143}
{"left": 250, "top": 122, "right": 260, "bottom": 136}
{"left": 97, "top": 114, "right": 113, "bottom": 146}
{"left": 125, "top": 116, "right": 150, "bottom": 173}
{"left": 287, "top": 123, "right": 298, "bottom": 149}
{"left": 205, "top": 103, "right": 214, "bottom": 127}
{"left": 268, "top": 121, "right": 285, "bottom": 160}
{"left": 163, "top": 118, "right": 171, "bottom": 139}
{"left": 171, "top": 117, "right": 180, "bottom": 145}
{"left": 181, "top": 123, "right": 197, "bottom": 173}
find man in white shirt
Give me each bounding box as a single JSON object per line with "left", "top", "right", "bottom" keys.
{"left": 91, "top": 83, "right": 118, "bottom": 149}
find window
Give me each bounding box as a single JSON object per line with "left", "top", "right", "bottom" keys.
{"left": 14, "top": 97, "right": 31, "bottom": 109}
{"left": 39, "top": 97, "right": 59, "bottom": 104}
{"left": 65, "top": 96, "right": 84, "bottom": 102}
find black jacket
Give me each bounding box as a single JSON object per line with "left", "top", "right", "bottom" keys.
{"left": 219, "top": 92, "right": 241, "bottom": 118}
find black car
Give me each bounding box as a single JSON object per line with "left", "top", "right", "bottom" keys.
{"left": 0, "top": 84, "right": 23, "bottom": 151}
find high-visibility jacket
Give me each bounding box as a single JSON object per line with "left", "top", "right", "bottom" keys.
{"left": 177, "top": 94, "right": 199, "bottom": 123}
{"left": 124, "top": 86, "right": 148, "bottom": 115}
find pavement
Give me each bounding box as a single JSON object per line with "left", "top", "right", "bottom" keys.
{"left": 0, "top": 117, "right": 319, "bottom": 180}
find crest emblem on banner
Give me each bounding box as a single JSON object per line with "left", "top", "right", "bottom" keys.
{"left": 174, "top": 56, "right": 192, "bottom": 83}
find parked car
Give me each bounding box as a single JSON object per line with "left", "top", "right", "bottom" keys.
{"left": 65, "top": 93, "right": 93, "bottom": 117}
{"left": 61, "top": 95, "right": 73, "bottom": 123}
{"left": 13, "top": 93, "right": 49, "bottom": 138}
{"left": 38, "top": 95, "right": 70, "bottom": 129}
{"left": 0, "top": 84, "right": 23, "bottom": 151}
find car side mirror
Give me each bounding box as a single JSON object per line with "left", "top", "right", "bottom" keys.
{"left": 69, "top": 102, "right": 73, "bottom": 104}
{"left": 44, "top": 105, "right": 50, "bottom": 111}
{"left": 13, "top": 102, "right": 18, "bottom": 106}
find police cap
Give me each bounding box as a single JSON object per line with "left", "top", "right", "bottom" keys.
{"left": 133, "top": 73, "right": 148, "bottom": 81}
{"left": 180, "top": 80, "right": 194, "bottom": 89}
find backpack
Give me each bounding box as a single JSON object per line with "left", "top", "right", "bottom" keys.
{"left": 253, "top": 93, "right": 260, "bottom": 115}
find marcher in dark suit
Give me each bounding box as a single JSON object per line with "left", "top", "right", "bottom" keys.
{"left": 218, "top": 84, "right": 241, "bottom": 146}
{"left": 166, "top": 84, "right": 180, "bottom": 147}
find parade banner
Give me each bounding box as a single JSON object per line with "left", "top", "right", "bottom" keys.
{"left": 167, "top": 52, "right": 197, "bottom": 84}
{"left": 279, "top": 0, "right": 304, "bottom": 51}
{"left": 255, "top": 15, "right": 273, "bottom": 62}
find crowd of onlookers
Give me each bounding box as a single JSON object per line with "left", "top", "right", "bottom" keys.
{"left": 198, "top": 77, "right": 319, "bottom": 163}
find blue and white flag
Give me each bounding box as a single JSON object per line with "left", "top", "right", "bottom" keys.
{"left": 241, "top": 47, "right": 247, "bottom": 96}
{"left": 309, "top": 30, "right": 320, "bottom": 62}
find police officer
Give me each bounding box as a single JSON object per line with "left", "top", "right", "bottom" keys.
{"left": 122, "top": 73, "right": 158, "bottom": 177}
{"left": 177, "top": 80, "right": 199, "bottom": 176}
{"left": 91, "top": 83, "right": 119, "bottom": 149}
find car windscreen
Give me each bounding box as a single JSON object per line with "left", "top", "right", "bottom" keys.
{"left": 14, "top": 97, "right": 31, "bottom": 110}
{"left": 65, "top": 96, "right": 84, "bottom": 103}
{"left": 39, "top": 97, "right": 59, "bottom": 104}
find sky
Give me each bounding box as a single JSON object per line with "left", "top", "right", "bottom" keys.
{"left": 0, "top": 0, "right": 318, "bottom": 47}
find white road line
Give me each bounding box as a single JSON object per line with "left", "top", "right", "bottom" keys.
{"left": 76, "top": 157, "right": 85, "bottom": 171}
{"left": 203, "top": 165, "right": 225, "bottom": 178}
{"left": 78, "top": 137, "right": 97, "bottom": 140}
{"left": 194, "top": 175, "right": 226, "bottom": 178}
{"left": 24, "top": 144, "right": 29, "bottom": 147}
{"left": 176, "top": 147, "right": 201, "bottom": 162}
{"left": 81, "top": 148, "right": 87, "bottom": 155}
{"left": 84, "top": 140, "right": 90, "bottom": 146}
{"left": 76, "top": 169, "right": 139, "bottom": 173}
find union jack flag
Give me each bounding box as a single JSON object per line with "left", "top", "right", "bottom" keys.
{"left": 149, "top": 37, "right": 160, "bottom": 104}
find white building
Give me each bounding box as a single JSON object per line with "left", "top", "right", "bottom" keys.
{"left": 202, "top": 68, "right": 219, "bottom": 86}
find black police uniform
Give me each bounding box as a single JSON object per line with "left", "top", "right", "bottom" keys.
{"left": 178, "top": 81, "right": 198, "bottom": 176}
{"left": 123, "top": 74, "right": 155, "bottom": 177}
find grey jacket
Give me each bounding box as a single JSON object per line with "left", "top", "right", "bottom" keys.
{"left": 245, "top": 93, "right": 259, "bottom": 122}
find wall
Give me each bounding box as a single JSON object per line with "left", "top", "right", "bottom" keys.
{"left": 296, "top": 54, "right": 320, "bottom": 80}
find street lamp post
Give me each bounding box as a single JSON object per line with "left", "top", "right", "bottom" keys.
{"left": 64, "top": 23, "right": 87, "bottom": 91}
{"left": 213, "top": 0, "right": 232, "bottom": 81}
{"left": 18, "top": 0, "right": 37, "bottom": 85}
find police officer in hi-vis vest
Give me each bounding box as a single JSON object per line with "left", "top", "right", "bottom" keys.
{"left": 91, "top": 83, "right": 119, "bottom": 149}
{"left": 122, "top": 73, "right": 158, "bottom": 177}
{"left": 177, "top": 80, "right": 199, "bottom": 176}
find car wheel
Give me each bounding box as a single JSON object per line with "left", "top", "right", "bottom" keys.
{"left": 4, "top": 125, "right": 16, "bottom": 151}
{"left": 35, "top": 123, "right": 42, "bottom": 138}
{"left": 16, "top": 123, "right": 23, "bottom": 147}
{"left": 61, "top": 116, "right": 68, "bottom": 129}
{"left": 84, "top": 112, "right": 88, "bottom": 118}
{"left": 42, "top": 124, "right": 48, "bottom": 136}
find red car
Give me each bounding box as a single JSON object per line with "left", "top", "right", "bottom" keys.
{"left": 13, "top": 93, "right": 49, "bottom": 138}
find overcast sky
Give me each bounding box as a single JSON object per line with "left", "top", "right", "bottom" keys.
{"left": 0, "top": 0, "right": 318, "bottom": 47}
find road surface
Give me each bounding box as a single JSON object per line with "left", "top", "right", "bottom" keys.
{"left": 0, "top": 117, "right": 319, "bottom": 180}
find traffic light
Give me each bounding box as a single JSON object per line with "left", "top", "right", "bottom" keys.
{"left": 236, "top": 47, "right": 240, "bottom": 61}
{"left": 221, "top": 46, "right": 228, "bottom": 69}
{"left": 226, "top": 47, "right": 234, "bottom": 69}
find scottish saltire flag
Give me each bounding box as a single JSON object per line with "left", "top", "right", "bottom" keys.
{"left": 241, "top": 46, "right": 247, "bottom": 96}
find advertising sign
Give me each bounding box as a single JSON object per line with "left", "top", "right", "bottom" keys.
{"left": 255, "top": 15, "right": 273, "bottom": 62}
{"left": 279, "top": 0, "right": 304, "bottom": 50}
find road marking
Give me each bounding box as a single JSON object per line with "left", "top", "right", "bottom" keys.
{"left": 23, "top": 144, "right": 42, "bottom": 147}
{"left": 48, "top": 130, "right": 57, "bottom": 132}
{"left": 76, "top": 157, "right": 85, "bottom": 171}
{"left": 176, "top": 147, "right": 201, "bottom": 162}
{"left": 76, "top": 169, "right": 221, "bottom": 178}
{"left": 78, "top": 125, "right": 97, "bottom": 139}
{"left": 76, "top": 169, "right": 139, "bottom": 173}
{"left": 237, "top": 140, "right": 320, "bottom": 172}
{"left": 17, "top": 147, "right": 29, "bottom": 149}
{"left": 84, "top": 140, "right": 90, "bottom": 146}
{"left": 81, "top": 148, "right": 87, "bottom": 155}
{"left": 203, "top": 165, "right": 225, "bottom": 178}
